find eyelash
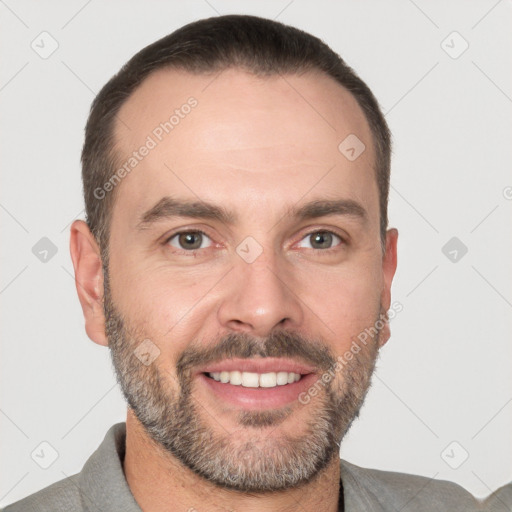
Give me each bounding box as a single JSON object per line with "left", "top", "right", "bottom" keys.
{"left": 163, "top": 228, "right": 347, "bottom": 255}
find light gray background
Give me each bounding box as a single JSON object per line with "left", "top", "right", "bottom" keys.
{"left": 1, "top": 0, "right": 511, "bottom": 506}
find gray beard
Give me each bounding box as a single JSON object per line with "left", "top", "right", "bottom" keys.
{"left": 103, "top": 271, "right": 380, "bottom": 493}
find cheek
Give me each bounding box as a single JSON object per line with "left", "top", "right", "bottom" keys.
{"left": 299, "top": 261, "right": 382, "bottom": 344}
{"left": 110, "top": 243, "right": 196, "bottom": 310}
{"left": 110, "top": 264, "right": 218, "bottom": 352}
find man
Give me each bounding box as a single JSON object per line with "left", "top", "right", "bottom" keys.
{"left": 3, "top": 14, "right": 482, "bottom": 512}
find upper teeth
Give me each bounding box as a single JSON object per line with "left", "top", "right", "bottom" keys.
{"left": 208, "top": 371, "right": 302, "bottom": 388}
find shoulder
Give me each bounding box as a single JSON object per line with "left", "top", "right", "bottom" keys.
{"left": 340, "top": 459, "right": 481, "bottom": 511}
{"left": 482, "top": 481, "right": 512, "bottom": 511}
{"left": 2, "top": 423, "right": 139, "bottom": 512}
{"left": 1, "top": 473, "right": 83, "bottom": 512}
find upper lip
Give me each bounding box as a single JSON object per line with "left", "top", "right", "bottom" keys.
{"left": 197, "top": 357, "right": 317, "bottom": 376}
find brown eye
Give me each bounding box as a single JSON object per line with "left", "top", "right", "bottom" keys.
{"left": 168, "top": 231, "right": 212, "bottom": 250}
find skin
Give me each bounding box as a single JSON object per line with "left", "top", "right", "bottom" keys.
{"left": 70, "top": 68, "right": 398, "bottom": 511}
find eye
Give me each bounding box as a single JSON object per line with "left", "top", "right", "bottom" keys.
{"left": 296, "top": 231, "right": 343, "bottom": 250}
{"left": 167, "top": 231, "right": 213, "bottom": 251}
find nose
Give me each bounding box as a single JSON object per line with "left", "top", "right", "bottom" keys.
{"left": 217, "top": 251, "right": 304, "bottom": 337}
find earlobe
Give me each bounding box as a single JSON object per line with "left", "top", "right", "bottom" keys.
{"left": 69, "top": 220, "right": 108, "bottom": 346}
{"left": 379, "top": 228, "right": 398, "bottom": 348}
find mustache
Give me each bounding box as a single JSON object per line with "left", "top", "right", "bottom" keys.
{"left": 176, "top": 330, "right": 336, "bottom": 381}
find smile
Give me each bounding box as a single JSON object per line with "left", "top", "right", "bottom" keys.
{"left": 196, "top": 358, "right": 319, "bottom": 410}
{"left": 206, "top": 371, "right": 302, "bottom": 388}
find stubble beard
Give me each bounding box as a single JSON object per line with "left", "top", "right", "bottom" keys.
{"left": 103, "top": 270, "right": 381, "bottom": 492}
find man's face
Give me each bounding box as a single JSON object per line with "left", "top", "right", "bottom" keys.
{"left": 102, "top": 68, "right": 396, "bottom": 491}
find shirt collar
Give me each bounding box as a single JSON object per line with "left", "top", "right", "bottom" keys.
{"left": 78, "top": 422, "right": 141, "bottom": 512}
{"left": 78, "top": 422, "right": 365, "bottom": 512}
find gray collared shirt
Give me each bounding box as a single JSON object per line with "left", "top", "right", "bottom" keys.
{"left": 2, "top": 422, "right": 485, "bottom": 511}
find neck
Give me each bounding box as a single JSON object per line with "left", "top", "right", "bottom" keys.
{"left": 123, "top": 411, "right": 342, "bottom": 512}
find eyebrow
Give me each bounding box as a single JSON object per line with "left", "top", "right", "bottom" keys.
{"left": 136, "top": 196, "right": 368, "bottom": 230}
{"left": 137, "top": 197, "right": 235, "bottom": 229}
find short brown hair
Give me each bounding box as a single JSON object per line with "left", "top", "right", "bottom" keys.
{"left": 82, "top": 14, "right": 391, "bottom": 257}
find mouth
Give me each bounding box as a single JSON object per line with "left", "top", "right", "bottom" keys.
{"left": 206, "top": 370, "right": 303, "bottom": 388}
{"left": 195, "top": 358, "right": 319, "bottom": 410}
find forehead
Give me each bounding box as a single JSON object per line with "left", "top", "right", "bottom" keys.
{"left": 111, "top": 67, "right": 377, "bottom": 228}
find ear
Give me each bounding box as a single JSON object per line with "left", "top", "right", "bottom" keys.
{"left": 378, "top": 228, "right": 398, "bottom": 348}
{"left": 69, "top": 220, "right": 108, "bottom": 346}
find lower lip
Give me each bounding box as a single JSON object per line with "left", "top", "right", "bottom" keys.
{"left": 197, "top": 373, "right": 318, "bottom": 410}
